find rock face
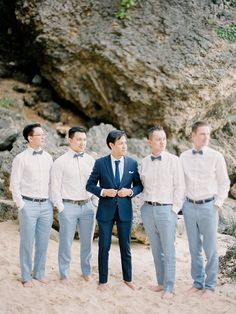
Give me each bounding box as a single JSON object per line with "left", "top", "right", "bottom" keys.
{"left": 14, "top": 0, "right": 236, "bottom": 138}
{"left": 219, "top": 244, "right": 236, "bottom": 283}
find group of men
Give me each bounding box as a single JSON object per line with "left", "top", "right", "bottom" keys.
{"left": 10, "top": 121, "right": 230, "bottom": 300}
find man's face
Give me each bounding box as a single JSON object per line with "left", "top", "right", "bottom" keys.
{"left": 110, "top": 135, "right": 127, "bottom": 158}
{"left": 69, "top": 132, "right": 87, "bottom": 152}
{"left": 28, "top": 127, "right": 46, "bottom": 149}
{"left": 192, "top": 126, "right": 211, "bottom": 149}
{"left": 148, "top": 130, "right": 166, "bottom": 155}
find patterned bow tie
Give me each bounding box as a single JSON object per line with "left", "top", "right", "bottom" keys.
{"left": 33, "top": 150, "right": 43, "bottom": 156}
{"left": 74, "top": 152, "right": 84, "bottom": 158}
{"left": 151, "top": 155, "right": 162, "bottom": 161}
{"left": 192, "top": 150, "right": 203, "bottom": 155}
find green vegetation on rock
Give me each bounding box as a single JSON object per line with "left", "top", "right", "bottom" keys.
{"left": 115, "top": 0, "right": 136, "bottom": 19}
{"left": 216, "top": 23, "right": 236, "bottom": 42}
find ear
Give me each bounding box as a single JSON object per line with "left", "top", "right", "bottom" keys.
{"left": 109, "top": 142, "right": 114, "bottom": 150}
{"left": 28, "top": 135, "right": 33, "bottom": 143}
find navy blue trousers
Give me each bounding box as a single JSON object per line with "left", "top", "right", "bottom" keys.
{"left": 98, "top": 208, "right": 132, "bottom": 284}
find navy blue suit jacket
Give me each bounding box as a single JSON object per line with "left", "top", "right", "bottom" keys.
{"left": 86, "top": 155, "right": 143, "bottom": 222}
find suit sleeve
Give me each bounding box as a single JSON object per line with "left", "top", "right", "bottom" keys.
{"left": 86, "top": 160, "right": 103, "bottom": 198}
{"left": 131, "top": 161, "right": 143, "bottom": 197}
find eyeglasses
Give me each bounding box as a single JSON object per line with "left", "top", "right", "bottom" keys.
{"left": 32, "top": 134, "right": 47, "bottom": 137}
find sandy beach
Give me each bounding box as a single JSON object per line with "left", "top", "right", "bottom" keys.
{"left": 0, "top": 220, "right": 235, "bottom": 314}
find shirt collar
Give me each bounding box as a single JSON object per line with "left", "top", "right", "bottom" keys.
{"left": 68, "top": 148, "right": 85, "bottom": 157}
{"left": 27, "top": 146, "right": 42, "bottom": 153}
{"left": 192, "top": 146, "right": 207, "bottom": 153}
{"left": 111, "top": 155, "right": 124, "bottom": 163}
{"left": 150, "top": 151, "right": 165, "bottom": 159}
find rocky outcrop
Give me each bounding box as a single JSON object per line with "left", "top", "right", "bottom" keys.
{"left": 14, "top": 0, "right": 236, "bottom": 137}
{"left": 219, "top": 244, "right": 236, "bottom": 283}
{"left": 0, "top": 199, "right": 18, "bottom": 221}
{"left": 218, "top": 198, "right": 236, "bottom": 237}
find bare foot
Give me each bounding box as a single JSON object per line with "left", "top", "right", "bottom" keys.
{"left": 162, "top": 292, "right": 174, "bottom": 300}
{"left": 124, "top": 281, "right": 136, "bottom": 290}
{"left": 60, "top": 278, "right": 71, "bottom": 285}
{"left": 187, "top": 287, "right": 202, "bottom": 294}
{"left": 35, "top": 277, "right": 49, "bottom": 284}
{"left": 98, "top": 283, "right": 107, "bottom": 291}
{"left": 82, "top": 275, "right": 92, "bottom": 282}
{"left": 22, "top": 281, "right": 34, "bottom": 288}
{"left": 148, "top": 285, "right": 164, "bottom": 292}
{"left": 202, "top": 289, "right": 215, "bottom": 299}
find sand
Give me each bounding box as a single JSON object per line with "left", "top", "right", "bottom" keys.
{"left": 0, "top": 220, "right": 235, "bottom": 314}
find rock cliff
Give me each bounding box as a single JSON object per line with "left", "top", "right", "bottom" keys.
{"left": 14, "top": 0, "right": 236, "bottom": 137}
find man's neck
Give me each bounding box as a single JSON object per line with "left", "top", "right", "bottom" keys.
{"left": 29, "top": 144, "right": 41, "bottom": 150}
{"left": 70, "top": 147, "right": 84, "bottom": 153}
{"left": 193, "top": 145, "right": 205, "bottom": 151}
{"left": 151, "top": 150, "right": 163, "bottom": 156}
{"left": 111, "top": 153, "right": 123, "bottom": 160}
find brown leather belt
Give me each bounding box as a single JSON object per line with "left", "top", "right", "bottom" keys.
{"left": 145, "top": 201, "right": 172, "bottom": 206}
{"left": 22, "top": 196, "right": 48, "bottom": 202}
{"left": 186, "top": 197, "right": 214, "bottom": 204}
{"left": 62, "top": 199, "right": 90, "bottom": 205}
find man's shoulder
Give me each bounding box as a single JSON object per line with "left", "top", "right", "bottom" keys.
{"left": 13, "top": 149, "right": 28, "bottom": 161}
{"left": 205, "top": 146, "right": 221, "bottom": 155}
{"left": 94, "top": 155, "right": 109, "bottom": 164}
{"left": 141, "top": 155, "right": 151, "bottom": 163}
{"left": 125, "top": 155, "right": 138, "bottom": 164}
{"left": 164, "top": 151, "right": 179, "bottom": 160}
{"left": 53, "top": 152, "right": 68, "bottom": 164}
{"left": 43, "top": 150, "right": 53, "bottom": 159}
{"left": 84, "top": 152, "right": 95, "bottom": 162}
{"left": 180, "top": 149, "right": 192, "bottom": 158}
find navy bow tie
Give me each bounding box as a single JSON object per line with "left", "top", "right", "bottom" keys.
{"left": 33, "top": 150, "right": 43, "bottom": 156}
{"left": 74, "top": 152, "right": 84, "bottom": 158}
{"left": 192, "top": 150, "right": 203, "bottom": 155}
{"left": 151, "top": 155, "right": 162, "bottom": 161}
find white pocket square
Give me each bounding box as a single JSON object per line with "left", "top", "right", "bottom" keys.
{"left": 129, "top": 171, "right": 134, "bottom": 174}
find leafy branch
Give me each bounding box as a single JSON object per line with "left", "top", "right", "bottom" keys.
{"left": 115, "top": 0, "right": 136, "bottom": 20}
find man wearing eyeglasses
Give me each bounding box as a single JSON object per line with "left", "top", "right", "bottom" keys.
{"left": 180, "top": 121, "right": 230, "bottom": 298}
{"left": 51, "top": 126, "right": 96, "bottom": 284}
{"left": 10, "top": 123, "right": 53, "bottom": 288}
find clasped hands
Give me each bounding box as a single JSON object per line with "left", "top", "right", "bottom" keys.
{"left": 103, "top": 188, "right": 132, "bottom": 198}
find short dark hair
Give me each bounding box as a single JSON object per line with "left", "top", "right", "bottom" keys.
{"left": 192, "top": 121, "right": 210, "bottom": 133}
{"left": 68, "top": 126, "right": 87, "bottom": 139}
{"left": 106, "top": 130, "right": 126, "bottom": 149}
{"left": 23, "top": 123, "right": 41, "bottom": 142}
{"left": 147, "top": 126, "right": 164, "bottom": 139}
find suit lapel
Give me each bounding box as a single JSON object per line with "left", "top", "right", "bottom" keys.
{"left": 120, "top": 156, "right": 128, "bottom": 187}
{"left": 105, "top": 155, "right": 116, "bottom": 186}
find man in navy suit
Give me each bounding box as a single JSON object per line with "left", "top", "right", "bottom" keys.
{"left": 86, "top": 130, "right": 143, "bottom": 290}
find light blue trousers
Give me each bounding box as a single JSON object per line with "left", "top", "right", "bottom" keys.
{"left": 58, "top": 201, "right": 95, "bottom": 279}
{"left": 182, "top": 200, "right": 219, "bottom": 290}
{"left": 19, "top": 200, "right": 53, "bottom": 282}
{"left": 141, "top": 203, "right": 177, "bottom": 293}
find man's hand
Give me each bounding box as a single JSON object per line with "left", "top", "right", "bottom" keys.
{"left": 103, "top": 189, "right": 118, "bottom": 197}
{"left": 117, "top": 188, "right": 132, "bottom": 198}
